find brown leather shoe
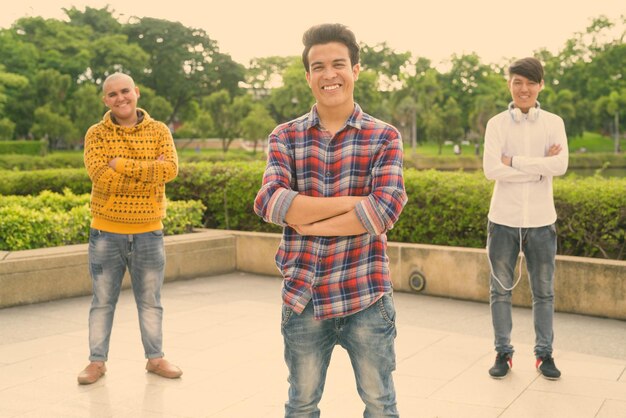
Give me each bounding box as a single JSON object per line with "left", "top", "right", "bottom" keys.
{"left": 77, "top": 362, "right": 106, "bottom": 385}
{"left": 145, "top": 358, "right": 183, "bottom": 379}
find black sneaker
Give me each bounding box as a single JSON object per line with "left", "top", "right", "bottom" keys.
{"left": 489, "top": 352, "right": 512, "bottom": 378}
{"left": 536, "top": 355, "right": 561, "bottom": 380}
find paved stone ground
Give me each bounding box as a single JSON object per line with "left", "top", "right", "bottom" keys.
{"left": 0, "top": 272, "right": 624, "bottom": 417}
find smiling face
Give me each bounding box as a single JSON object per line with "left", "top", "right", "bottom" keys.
{"left": 508, "top": 74, "right": 543, "bottom": 113}
{"left": 102, "top": 74, "right": 140, "bottom": 126}
{"left": 305, "top": 41, "right": 359, "bottom": 115}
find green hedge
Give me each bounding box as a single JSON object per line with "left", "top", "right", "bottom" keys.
{"left": 0, "top": 163, "right": 624, "bottom": 259}
{"left": 0, "top": 189, "right": 205, "bottom": 251}
{"left": 0, "top": 168, "right": 91, "bottom": 195}
{"left": 0, "top": 140, "right": 47, "bottom": 156}
{"left": 0, "top": 152, "right": 85, "bottom": 170}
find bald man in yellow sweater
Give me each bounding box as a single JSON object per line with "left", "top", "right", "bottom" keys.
{"left": 77, "top": 73, "right": 182, "bottom": 384}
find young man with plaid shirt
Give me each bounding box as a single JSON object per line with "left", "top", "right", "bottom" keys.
{"left": 254, "top": 23, "right": 407, "bottom": 417}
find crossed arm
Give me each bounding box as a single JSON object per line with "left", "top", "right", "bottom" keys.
{"left": 500, "top": 144, "right": 563, "bottom": 167}
{"left": 286, "top": 195, "right": 367, "bottom": 236}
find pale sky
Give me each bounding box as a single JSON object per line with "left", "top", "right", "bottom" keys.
{"left": 2, "top": 0, "right": 624, "bottom": 69}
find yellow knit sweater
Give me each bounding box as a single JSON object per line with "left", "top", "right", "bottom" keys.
{"left": 83, "top": 109, "right": 179, "bottom": 234}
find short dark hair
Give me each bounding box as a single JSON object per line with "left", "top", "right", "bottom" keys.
{"left": 509, "top": 57, "right": 544, "bottom": 83}
{"left": 301, "top": 23, "right": 360, "bottom": 71}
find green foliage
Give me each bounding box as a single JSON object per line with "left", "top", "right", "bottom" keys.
{"left": 0, "top": 118, "right": 16, "bottom": 139}
{"left": 0, "top": 162, "right": 623, "bottom": 259}
{"left": 0, "top": 168, "right": 90, "bottom": 195}
{"left": 0, "top": 189, "right": 205, "bottom": 250}
{"left": 168, "top": 161, "right": 279, "bottom": 233}
{"left": 555, "top": 176, "right": 626, "bottom": 259}
{"left": 163, "top": 199, "right": 206, "bottom": 235}
{"left": 0, "top": 152, "right": 84, "bottom": 170}
{"left": 30, "top": 104, "right": 80, "bottom": 149}
{"left": 389, "top": 170, "right": 492, "bottom": 247}
{"left": 0, "top": 140, "right": 46, "bottom": 155}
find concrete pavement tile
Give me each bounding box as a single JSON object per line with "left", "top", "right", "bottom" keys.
{"left": 595, "top": 399, "right": 626, "bottom": 418}
{"left": 207, "top": 390, "right": 285, "bottom": 418}
{"left": 555, "top": 356, "right": 626, "bottom": 380}
{"left": 530, "top": 375, "right": 626, "bottom": 402}
{"left": 500, "top": 390, "right": 603, "bottom": 418}
{"left": 394, "top": 373, "right": 449, "bottom": 399}
{"left": 0, "top": 373, "right": 82, "bottom": 416}
{"left": 0, "top": 334, "right": 83, "bottom": 365}
{"left": 399, "top": 333, "right": 492, "bottom": 380}
{"left": 396, "top": 396, "right": 503, "bottom": 418}
{"left": 16, "top": 397, "right": 134, "bottom": 418}
{"left": 395, "top": 325, "right": 449, "bottom": 361}
{"left": 429, "top": 353, "right": 538, "bottom": 408}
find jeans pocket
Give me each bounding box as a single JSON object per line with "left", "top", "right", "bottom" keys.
{"left": 377, "top": 294, "right": 396, "bottom": 326}
{"left": 281, "top": 304, "right": 294, "bottom": 327}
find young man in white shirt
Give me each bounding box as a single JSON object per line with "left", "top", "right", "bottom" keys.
{"left": 483, "top": 57, "right": 568, "bottom": 380}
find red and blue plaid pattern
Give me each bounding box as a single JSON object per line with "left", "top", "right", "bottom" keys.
{"left": 254, "top": 104, "right": 407, "bottom": 319}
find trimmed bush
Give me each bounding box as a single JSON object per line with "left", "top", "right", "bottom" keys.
{"left": 0, "top": 168, "right": 91, "bottom": 196}
{"left": 0, "top": 140, "right": 47, "bottom": 155}
{"left": 0, "top": 153, "right": 85, "bottom": 170}
{"left": 0, "top": 163, "right": 623, "bottom": 259}
{"left": 0, "top": 189, "right": 206, "bottom": 251}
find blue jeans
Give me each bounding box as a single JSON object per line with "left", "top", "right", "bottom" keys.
{"left": 487, "top": 222, "right": 556, "bottom": 357}
{"left": 282, "top": 293, "right": 399, "bottom": 418}
{"left": 87, "top": 228, "right": 165, "bottom": 361}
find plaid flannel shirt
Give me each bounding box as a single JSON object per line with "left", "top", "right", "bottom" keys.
{"left": 254, "top": 104, "right": 407, "bottom": 319}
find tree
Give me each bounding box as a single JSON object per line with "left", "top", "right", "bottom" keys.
{"left": 354, "top": 69, "right": 385, "bottom": 118}
{"left": 124, "top": 17, "right": 244, "bottom": 123}
{"left": 440, "top": 53, "right": 498, "bottom": 134}
{"left": 395, "top": 96, "right": 417, "bottom": 152}
{"left": 268, "top": 59, "right": 314, "bottom": 123}
{"left": 423, "top": 105, "right": 445, "bottom": 154}
{"left": 65, "top": 5, "right": 122, "bottom": 35}
{"left": 441, "top": 97, "right": 464, "bottom": 151}
{"left": 0, "top": 118, "right": 15, "bottom": 139}
{"left": 360, "top": 42, "right": 411, "bottom": 91}
{"left": 245, "top": 55, "right": 293, "bottom": 98}
{"left": 67, "top": 83, "right": 104, "bottom": 139}
{"left": 203, "top": 90, "right": 253, "bottom": 152}
{"left": 595, "top": 89, "right": 626, "bottom": 153}
{"left": 11, "top": 16, "right": 93, "bottom": 81}
{"left": 468, "top": 94, "right": 500, "bottom": 155}
{"left": 30, "top": 104, "right": 80, "bottom": 149}
{"left": 241, "top": 104, "right": 276, "bottom": 154}
{"left": 137, "top": 85, "right": 174, "bottom": 123}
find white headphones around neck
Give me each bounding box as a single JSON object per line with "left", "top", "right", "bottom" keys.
{"left": 509, "top": 101, "right": 540, "bottom": 123}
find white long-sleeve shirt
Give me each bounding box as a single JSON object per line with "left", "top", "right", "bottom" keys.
{"left": 483, "top": 108, "right": 569, "bottom": 228}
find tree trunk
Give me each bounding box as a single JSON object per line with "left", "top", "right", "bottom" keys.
{"left": 614, "top": 111, "right": 621, "bottom": 154}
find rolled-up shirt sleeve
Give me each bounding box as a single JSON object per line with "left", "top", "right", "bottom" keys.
{"left": 254, "top": 132, "right": 298, "bottom": 226}
{"left": 355, "top": 136, "right": 408, "bottom": 235}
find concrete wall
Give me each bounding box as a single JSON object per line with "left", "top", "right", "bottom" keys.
{"left": 0, "top": 230, "right": 235, "bottom": 308}
{"left": 230, "top": 231, "right": 626, "bottom": 320}
{"left": 1, "top": 229, "right": 624, "bottom": 320}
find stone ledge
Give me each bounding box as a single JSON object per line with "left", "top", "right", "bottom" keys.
{"left": 1, "top": 229, "right": 624, "bottom": 320}
{"left": 0, "top": 229, "right": 236, "bottom": 308}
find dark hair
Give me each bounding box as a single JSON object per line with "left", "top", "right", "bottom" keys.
{"left": 301, "top": 23, "right": 360, "bottom": 71}
{"left": 508, "top": 57, "right": 544, "bottom": 83}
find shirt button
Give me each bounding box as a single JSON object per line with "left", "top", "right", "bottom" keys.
{"left": 325, "top": 171, "right": 331, "bottom": 177}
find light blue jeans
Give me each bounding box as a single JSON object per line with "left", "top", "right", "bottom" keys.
{"left": 281, "top": 293, "right": 399, "bottom": 418}
{"left": 487, "top": 222, "right": 556, "bottom": 358}
{"left": 87, "top": 228, "right": 165, "bottom": 362}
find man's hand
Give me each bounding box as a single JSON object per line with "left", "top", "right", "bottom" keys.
{"left": 108, "top": 157, "right": 119, "bottom": 168}
{"left": 546, "top": 144, "right": 562, "bottom": 156}
{"left": 501, "top": 155, "right": 512, "bottom": 167}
